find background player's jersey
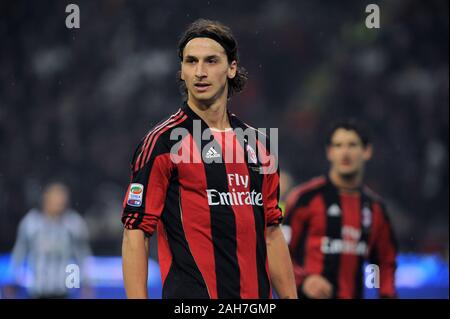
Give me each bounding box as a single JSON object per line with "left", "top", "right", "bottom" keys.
{"left": 121, "top": 103, "right": 283, "bottom": 299}
{"left": 283, "top": 176, "right": 397, "bottom": 298}
{"left": 11, "top": 209, "right": 91, "bottom": 297}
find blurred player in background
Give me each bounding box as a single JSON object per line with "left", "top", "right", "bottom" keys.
{"left": 121, "top": 19, "right": 297, "bottom": 299}
{"left": 283, "top": 120, "right": 398, "bottom": 299}
{"left": 9, "top": 182, "right": 92, "bottom": 298}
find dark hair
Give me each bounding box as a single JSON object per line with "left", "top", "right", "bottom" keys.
{"left": 177, "top": 19, "right": 248, "bottom": 99}
{"left": 325, "top": 119, "right": 371, "bottom": 147}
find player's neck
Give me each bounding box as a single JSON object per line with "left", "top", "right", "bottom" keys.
{"left": 186, "top": 95, "right": 231, "bottom": 130}
{"left": 329, "top": 170, "right": 363, "bottom": 193}
{"left": 43, "top": 209, "right": 63, "bottom": 219}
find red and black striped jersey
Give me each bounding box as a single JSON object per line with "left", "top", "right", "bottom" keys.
{"left": 121, "top": 103, "right": 283, "bottom": 299}
{"left": 284, "top": 176, "right": 397, "bottom": 299}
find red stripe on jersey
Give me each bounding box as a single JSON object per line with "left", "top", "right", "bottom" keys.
{"left": 134, "top": 109, "right": 183, "bottom": 171}
{"left": 371, "top": 202, "right": 397, "bottom": 297}
{"left": 289, "top": 206, "right": 309, "bottom": 255}
{"left": 338, "top": 193, "right": 361, "bottom": 298}
{"left": 138, "top": 153, "right": 174, "bottom": 235}
{"left": 177, "top": 134, "right": 217, "bottom": 298}
{"left": 157, "top": 221, "right": 173, "bottom": 285}
{"left": 217, "top": 131, "right": 259, "bottom": 298}
{"left": 139, "top": 114, "right": 188, "bottom": 170}
{"left": 127, "top": 212, "right": 139, "bottom": 229}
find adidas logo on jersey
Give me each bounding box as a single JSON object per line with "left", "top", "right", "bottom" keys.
{"left": 205, "top": 146, "right": 221, "bottom": 159}
{"left": 327, "top": 204, "right": 341, "bottom": 217}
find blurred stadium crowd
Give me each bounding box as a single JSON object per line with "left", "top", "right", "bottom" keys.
{"left": 0, "top": 0, "right": 448, "bottom": 261}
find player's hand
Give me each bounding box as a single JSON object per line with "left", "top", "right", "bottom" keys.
{"left": 302, "top": 274, "right": 333, "bottom": 299}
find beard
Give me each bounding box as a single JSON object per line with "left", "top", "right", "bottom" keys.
{"left": 338, "top": 170, "right": 359, "bottom": 181}
{"left": 189, "top": 81, "right": 228, "bottom": 107}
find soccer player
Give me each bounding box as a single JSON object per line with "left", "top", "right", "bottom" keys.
{"left": 10, "top": 182, "right": 92, "bottom": 298}
{"left": 121, "top": 19, "right": 297, "bottom": 299}
{"left": 283, "top": 120, "right": 397, "bottom": 299}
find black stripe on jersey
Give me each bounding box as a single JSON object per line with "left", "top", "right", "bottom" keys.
{"left": 233, "top": 119, "right": 270, "bottom": 298}
{"left": 184, "top": 112, "right": 241, "bottom": 299}
{"left": 321, "top": 180, "right": 342, "bottom": 298}
{"left": 161, "top": 169, "right": 209, "bottom": 299}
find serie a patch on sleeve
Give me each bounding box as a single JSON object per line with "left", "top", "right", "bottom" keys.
{"left": 127, "top": 183, "right": 144, "bottom": 207}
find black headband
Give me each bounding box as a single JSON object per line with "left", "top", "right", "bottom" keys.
{"left": 178, "top": 33, "right": 235, "bottom": 62}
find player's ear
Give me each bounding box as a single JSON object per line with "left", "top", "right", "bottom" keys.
{"left": 363, "top": 144, "right": 373, "bottom": 161}
{"left": 228, "top": 60, "right": 237, "bottom": 79}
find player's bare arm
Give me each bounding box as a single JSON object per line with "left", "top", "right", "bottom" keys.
{"left": 122, "top": 228, "right": 149, "bottom": 299}
{"left": 266, "top": 225, "right": 298, "bottom": 299}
